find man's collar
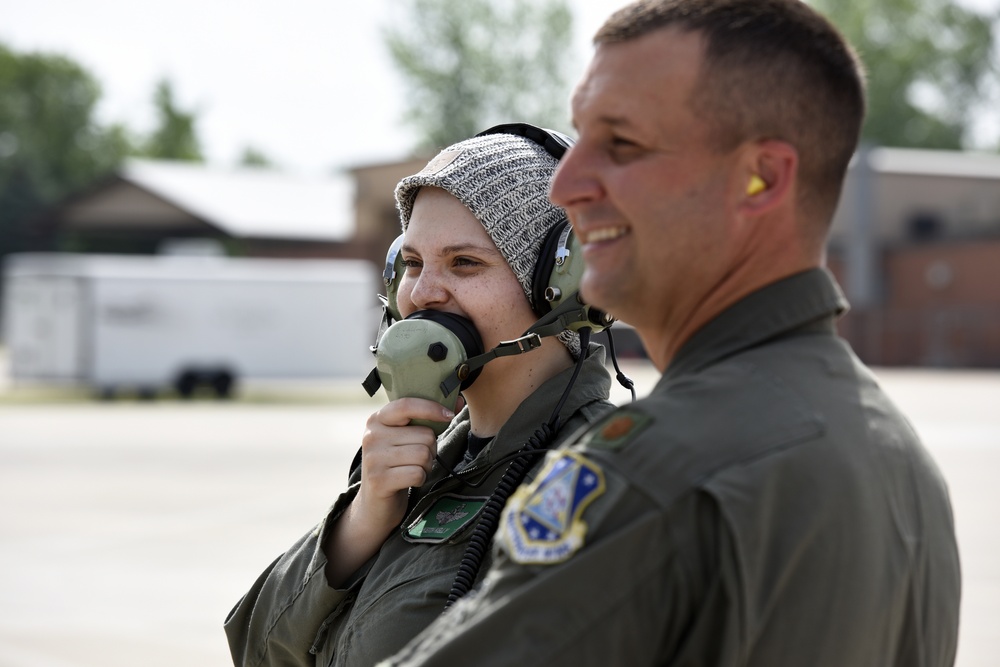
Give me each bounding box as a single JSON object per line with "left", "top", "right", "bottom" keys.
{"left": 663, "top": 268, "right": 848, "bottom": 379}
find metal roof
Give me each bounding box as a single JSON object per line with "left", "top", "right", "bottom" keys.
{"left": 120, "top": 159, "right": 354, "bottom": 241}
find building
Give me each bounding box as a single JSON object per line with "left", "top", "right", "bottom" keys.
{"left": 346, "top": 155, "right": 430, "bottom": 271}
{"left": 828, "top": 147, "right": 1000, "bottom": 367}
{"left": 30, "top": 146, "right": 1000, "bottom": 368}
{"left": 37, "top": 156, "right": 441, "bottom": 275}
{"left": 42, "top": 158, "right": 360, "bottom": 259}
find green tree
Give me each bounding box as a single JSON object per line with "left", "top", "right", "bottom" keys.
{"left": 238, "top": 145, "right": 275, "bottom": 168}
{"left": 0, "top": 43, "right": 131, "bottom": 255}
{"left": 809, "top": 0, "right": 999, "bottom": 150}
{"left": 384, "top": 0, "right": 574, "bottom": 151}
{"left": 141, "top": 78, "right": 203, "bottom": 161}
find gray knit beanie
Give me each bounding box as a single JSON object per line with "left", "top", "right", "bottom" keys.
{"left": 395, "top": 132, "right": 580, "bottom": 356}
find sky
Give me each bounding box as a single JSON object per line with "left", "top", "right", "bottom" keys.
{"left": 3, "top": 0, "right": 998, "bottom": 177}
{"left": 1, "top": 0, "right": 633, "bottom": 176}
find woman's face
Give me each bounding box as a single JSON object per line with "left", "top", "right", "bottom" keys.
{"left": 396, "top": 186, "right": 538, "bottom": 355}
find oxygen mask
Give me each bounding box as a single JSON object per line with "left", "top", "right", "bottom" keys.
{"left": 368, "top": 310, "right": 484, "bottom": 434}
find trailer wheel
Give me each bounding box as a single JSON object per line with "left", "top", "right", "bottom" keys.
{"left": 136, "top": 387, "right": 158, "bottom": 401}
{"left": 212, "top": 371, "right": 235, "bottom": 399}
{"left": 176, "top": 371, "right": 198, "bottom": 399}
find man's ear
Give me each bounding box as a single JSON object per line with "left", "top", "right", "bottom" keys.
{"left": 739, "top": 140, "right": 798, "bottom": 215}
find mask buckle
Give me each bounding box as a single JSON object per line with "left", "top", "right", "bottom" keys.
{"left": 504, "top": 333, "right": 543, "bottom": 354}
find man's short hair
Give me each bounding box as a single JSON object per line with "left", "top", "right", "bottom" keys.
{"left": 596, "top": 0, "right": 867, "bottom": 225}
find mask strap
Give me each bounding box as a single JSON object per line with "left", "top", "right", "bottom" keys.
{"left": 524, "top": 292, "right": 593, "bottom": 338}
{"left": 361, "top": 296, "right": 396, "bottom": 397}
{"left": 438, "top": 333, "right": 542, "bottom": 397}
{"left": 436, "top": 291, "right": 603, "bottom": 396}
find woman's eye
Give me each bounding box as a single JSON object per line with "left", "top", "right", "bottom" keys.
{"left": 401, "top": 258, "right": 421, "bottom": 270}
{"left": 454, "top": 257, "right": 480, "bottom": 267}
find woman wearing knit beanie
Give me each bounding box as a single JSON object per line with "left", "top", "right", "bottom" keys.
{"left": 226, "top": 129, "right": 617, "bottom": 667}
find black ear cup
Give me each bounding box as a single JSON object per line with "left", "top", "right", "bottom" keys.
{"left": 406, "top": 310, "right": 485, "bottom": 390}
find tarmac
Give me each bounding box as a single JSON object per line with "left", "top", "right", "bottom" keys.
{"left": 0, "top": 356, "right": 997, "bottom": 666}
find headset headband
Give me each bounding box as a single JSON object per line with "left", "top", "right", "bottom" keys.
{"left": 475, "top": 123, "right": 575, "bottom": 161}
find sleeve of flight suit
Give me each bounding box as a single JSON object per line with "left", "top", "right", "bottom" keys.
{"left": 225, "top": 484, "right": 368, "bottom": 667}
{"left": 380, "top": 460, "right": 746, "bottom": 667}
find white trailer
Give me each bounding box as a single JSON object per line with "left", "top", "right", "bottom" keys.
{"left": 2, "top": 253, "right": 379, "bottom": 398}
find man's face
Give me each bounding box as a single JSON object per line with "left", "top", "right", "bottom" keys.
{"left": 550, "top": 28, "right": 744, "bottom": 361}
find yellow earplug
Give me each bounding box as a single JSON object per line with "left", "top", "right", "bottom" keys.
{"left": 747, "top": 174, "right": 767, "bottom": 196}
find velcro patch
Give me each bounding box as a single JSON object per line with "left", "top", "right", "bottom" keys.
{"left": 417, "top": 150, "right": 461, "bottom": 176}
{"left": 579, "top": 409, "right": 652, "bottom": 451}
{"left": 501, "top": 450, "right": 605, "bottom": 564}
{"left": 404, "top": 494, "right": 486, "bottom": 543}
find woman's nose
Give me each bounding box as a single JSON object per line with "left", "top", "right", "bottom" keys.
{"left": 407, "top": 269, "right": 449, "bottom": 310}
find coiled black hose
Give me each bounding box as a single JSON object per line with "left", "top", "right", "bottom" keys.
{"left": 444, "top": 421, "right": 555, "bottom": 607}
{"left": 444, "top": 328, "right": 593, "bottom": 608}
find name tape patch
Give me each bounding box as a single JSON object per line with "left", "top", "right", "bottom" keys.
{"left": 405, "top": 494, "right": 486, "bottom": 543}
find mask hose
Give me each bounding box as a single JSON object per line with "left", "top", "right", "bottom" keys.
{"left": 444, "top": 327, "right": 593, "bottom": 609}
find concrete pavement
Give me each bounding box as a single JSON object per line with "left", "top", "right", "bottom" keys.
{"left": 0, "top": 362, "right": 997, "bottom": 666}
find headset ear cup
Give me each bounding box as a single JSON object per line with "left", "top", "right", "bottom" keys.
{"left": 526, "top": 221, "right": 615, "bottom": 335}
{"left": 531, "top": 220, "right": 569, "bottom": 317}
{"left": 383, "top": 234, "right": 405, "bottom": 321}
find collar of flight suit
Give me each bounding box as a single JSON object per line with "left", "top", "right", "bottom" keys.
{"left": 662, "top": 267, "right": 849, "bottom": 382}
{"left": 425, "top": 342, "right": 612, "bottom": 487}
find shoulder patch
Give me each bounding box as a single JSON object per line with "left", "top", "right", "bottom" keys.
{"left": 500, "top": 450, "right": 605, "bottom": 564}
{"left": 579, "top": 409, "right": 652, "bottom": 451}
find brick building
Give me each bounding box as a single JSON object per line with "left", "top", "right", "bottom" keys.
{"left": 828, "top": 147, "right": 1000, "bottom": 367}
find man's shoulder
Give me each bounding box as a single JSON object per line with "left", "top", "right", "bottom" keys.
{"left": 583, "top": 356, "right": 826, "bottom": 452}
{"left": 572, "top": 357, "right": 827, "bottom": 508}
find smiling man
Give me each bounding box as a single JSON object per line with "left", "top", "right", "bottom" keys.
{"left": 383, "top": 1, "right": 962, "bottom": 666}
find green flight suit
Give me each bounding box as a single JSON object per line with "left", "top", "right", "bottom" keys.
{"left": 384, "top": 269, "right": 962, "bottom": 667}
{"left": 225, "top": 344, "right": 615, "bottom": 667}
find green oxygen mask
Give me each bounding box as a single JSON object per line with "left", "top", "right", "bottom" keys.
{"left": 362, "top": 307, "right": 545, "bottom": 435}
{"left": 371, "top": 310, "right": 485, "bottom": 435}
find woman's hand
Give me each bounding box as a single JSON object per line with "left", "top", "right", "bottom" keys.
{"left": 323, "top": 398, "right": 455, "bottom": 586}
{"left": 355, "top": 398, "right": 455, "bottom": 534}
